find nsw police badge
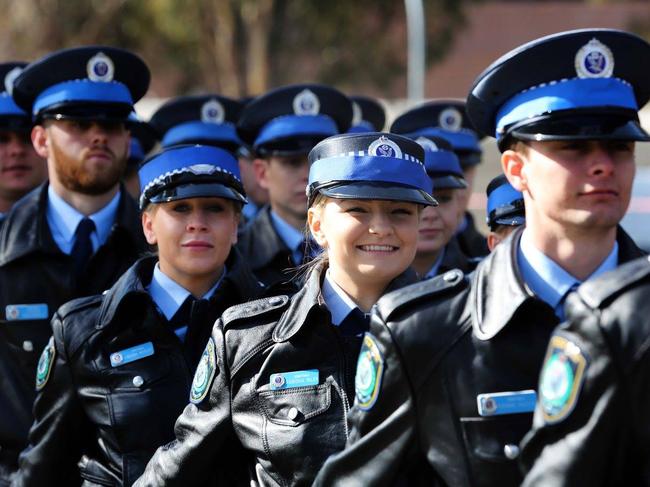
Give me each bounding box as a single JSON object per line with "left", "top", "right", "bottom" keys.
{"left": 35, "top": 337, "right": 56, "bottom": 391}
{"left": 575, "top": 38, "right": 614, "bottom": 79}
{"left": 86, "top": 52, "right": 115, "bottom": 82}
{"left": 190, "top": 337, "right": 217, "bottom": 404}
{"left": 201, "top": 99, "right": 225, "bottom": 124}
{"left": 293, "top": 89, "right": 320, "bottom": 115}
{"left": 355, "top": 333, "right": 384, "bottom": 410}
{"left": 539, "top": 334, "right": 588, "bottom": 424}
{"left": 368, "top": 136, "right": 402, "bottom": 159}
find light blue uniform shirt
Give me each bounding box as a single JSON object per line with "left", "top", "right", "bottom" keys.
{"left": 518, "top": 230, "right": 618, "bottom": 320}
{"left": 321, "top": 269, "right": 360, "bottom": 326}
{"left": 46, "top": 186, "right": 121, "bottom": 255}
{"left": 270, "top": 210, "right": 304, "bottom": 266}
{"left": 424, "top": 249, "right": 446, "bottom": 279}
{"left": 242, "top": 202, "right": 261, "bottom": 222}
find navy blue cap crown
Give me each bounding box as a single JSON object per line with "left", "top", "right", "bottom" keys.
{"left": 138, "top": 145, "right": 246, "bottom": 209}
{"left": 466, "top": 29, "right": 650, "bottom": 151}
{"left": 0, "top": 62, "right": 30, "bottom": 129}
{"left": 150, "top": 95, "right": 243, "bottom": 151}
{"left": 237, "top": 84, "right": 353, "bottom": 156}
{"left": 486, "top": 174, "right": 525, "bottom": 229}
{"left": 307, "top": 132, "right": 436, "bottom": 206}
{"left": 348, "top": 96, "right": 386, "bottom": 133}
{"left": 13, "top": 46, "right": 150, "bottom": 121}
{"left": 414, "top": 135, "right": 466, "bottom": 190}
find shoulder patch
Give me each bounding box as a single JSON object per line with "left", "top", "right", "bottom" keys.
{"left": 222, "top": 295, "right": 290, "bottom": 327}
{"left": 190, "top": 337, "right": 218, "bottom": 404}
{"left": 376, "top": 268, "right": 467, "bottom": 321}
{"left": 35, "top": 337, "right": 56, "bottom": 391}
{"left": 578, "top": 256, "right": 650, "bottom": 309}
{"left": 355, "top": 333, "right": 384, "bottom": 410}
{"left": 539, "top": 334, "right": 588, "bottom": 424}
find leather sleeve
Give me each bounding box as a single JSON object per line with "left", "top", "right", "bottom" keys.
{"left": 13, "top": 313, "right": 88, "bottom": 487}
{"left": 133, "top": 320, "right": 236, "bottom": 487}
{"left": 314, "top": 315, "right": 419, "bottom": 487}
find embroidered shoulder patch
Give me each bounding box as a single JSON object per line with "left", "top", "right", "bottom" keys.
{"left": 190, "top": 338, "right": 217, "bottom": 404}
{"left": 36, "top": 337, "right": 56, "bottom": 391}
{"left": 539, "top": 334, "right": 588, "bottom": 424}
{"left": 355, "top": 333, "right": 384, "bottom": 410}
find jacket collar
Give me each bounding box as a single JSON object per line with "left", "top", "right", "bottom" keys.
{"left": 0, "top": 183, "right": 145, "bottom": 266}
{"left": 440, "top": 237, "right": 474, "bottom": 275}
{"left": 245, "top": 206, "right": 292, "bottom": 271}
{"left": 273, "top": 261, "right": 418, "bottom": 342}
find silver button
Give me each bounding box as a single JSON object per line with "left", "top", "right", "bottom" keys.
{"left": 269, "top": 296, "right": 284, "bottom": 306}
{"left": 132, "top": 375, "right": 144, "bottom": 388}
{"left": 287, "top": 407, "right": 299, "bottom": 421}
{"left": 443, "top": 270, "right": 460, "bottom": 282}
{"left": 22, "top": 341, "right": 34, "bottom": 352}
{"left": 504, "top": 444, "right": 520, "bottom": 460}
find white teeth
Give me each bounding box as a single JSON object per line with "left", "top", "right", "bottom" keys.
{"left": 360, "top": 245, "right": 395, "bottom": 252}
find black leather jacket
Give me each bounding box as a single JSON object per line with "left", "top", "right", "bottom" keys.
{"left": 521, "top": 255, "right": 650, "bottom": 486}
{"left": 134, "top": 263, "right": 417, "bottom": 487}
{"left": 456, "top": 212, "right": 489, "bottom": 259}
{"left": 0, "top": 184, "right": 147, "bottom": 482}
{"left": 314, "top": 226, "right": 644, "bottom": 487}
{"left": 13, "top": 251, "right": 263, "bottom": 487}
{"left": 426, "top": 237, "right": 479, "bottom": 279}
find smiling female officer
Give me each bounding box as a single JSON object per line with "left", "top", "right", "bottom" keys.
{"left": 13, "top": 145, "right": 263, "bottom": 486}
{"left": 133, "top": 132, "right": 436, "bottom": 486}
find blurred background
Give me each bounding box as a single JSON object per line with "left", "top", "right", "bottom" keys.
{"left": 1, "top": 0, "right": 649, "bottom": 245}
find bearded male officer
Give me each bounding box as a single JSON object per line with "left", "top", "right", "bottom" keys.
{"left": 0, "top": 46, "right": 150, "bottom": 484}
{"left": 314, "top": 28, "right": 649, "bottom": 487}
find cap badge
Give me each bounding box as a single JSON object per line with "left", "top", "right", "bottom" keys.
{"left": 201, "top": 99, "right": 225, "bottom": 124}
{"left": 87, "top": 52, "right": 115, "bottom": 82}
{"left": 188, "top": 164, "right": 217, "bottom": 175}
{"left": 575, "top": 38, "right": 614, "bottom": 79}
{"left": 4, "top": 67, "right": 22, "bottom": 95}
{"left": 351, "top": 101, "right": 362, "bottom": 126}
{"left": 368, "top": 135, "right": 402, "bottom": 159}
{"left": 293, "top": 89, "right": 320, "bottom": 115}
{"left": 439, "top": 107, "right": 462, "bottom": 131}
{"left": 416, "top": 136, "right": 439, "bottom": 152}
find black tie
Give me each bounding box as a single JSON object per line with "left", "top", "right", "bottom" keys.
{"left": 169, "top": 296, "right": 194, "bottom": 329}
{"left": 72, "top": 218, "right": 95, "bottom": 275}
{"left": 339, "top": 308, "right": 370, "bottom": 337}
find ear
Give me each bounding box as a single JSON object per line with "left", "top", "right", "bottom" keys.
{"left": 252, "top": 158, "right": 270, "bottom": 190}
{"left": 141, "top": 209, "right": 158, "bottom": 245}
{"left": 230, "top": 211, "right": 240, "bottom": 245}
{"left": 487, "top": 232, "right": 500, "bottom": 252}
{"left": 501, "top": 149, "right": 527, "bottom": 192}
{"left": 307, "top": 206, "right": 327, "bottom": 248}
{"left": 31, "top": 125, "right": 49, "bottom": 159}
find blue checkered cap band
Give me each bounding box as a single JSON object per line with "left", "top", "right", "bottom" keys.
{"left": 33, "top": 79, "right": 133, "bottom": 116}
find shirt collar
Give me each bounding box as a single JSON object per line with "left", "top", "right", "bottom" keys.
{"left": 424, "top": 248, "right": 446, "bottom": 279}
{"left": 270, "top": 210, "right": 304, "bottom": 252}
{"left": 321, "top": 268, "right": 360, "bottom": 326}
{"left": 148, "top": 263, "right": 226, "bottom": 320}
{"left": 518, "top": 229, "right": 618, "bottom": 310}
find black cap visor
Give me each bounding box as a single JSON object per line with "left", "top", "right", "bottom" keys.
{"left": 147, "top": 182, "right": 247, "bottom": 206}
{"left": 256, "top": 134, "right": 329, "bottom": 157}
{"left": 490, "top": 214, "right": 525, "bottom": 230}
{"left": 430, "top": 174, "right": 468, "bottom": 190}
{"left": 313, "top": 181, "right": 437, "bottom": 207}
{"left": 39, "top": 101, "right": 132, "bottom": 123}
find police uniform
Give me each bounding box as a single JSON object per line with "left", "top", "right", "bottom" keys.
{"left": 391, "top": 99, "right": 489, "bottom": 258}
{"left": 134, "top": 132, "right": 435, "bottom": 487}
{"left": 314, "top": 29, "right": 650, "bottom": 487}
{"left": 348, "top": 95, "right": 385, "bottom": 133}
{"left": 520, "top": 256, "right": 650, "bottom": 486}
{"left": 0, "top": 47, "right": 151, "bottom": 484}
{"left": 235, "top": 84, "right": 353, "bottom": 288}
{"left": 486, "top": 174, "right": 525, "bottom": 232}
{"left": 13, "top": 145, "right": 263, "bottom": 486}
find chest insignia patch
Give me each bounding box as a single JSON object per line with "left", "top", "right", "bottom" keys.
{"left": 355, "top": 333, "right": 384, "bottom": 411}
{"left": 190, "top": 337, "right": 217, "bottom": 404}
{"left": 35, "top": 337, "right": 56, "bottom": 391}
{"left": 539, "top": 334, "right": 588, "bottom": 424}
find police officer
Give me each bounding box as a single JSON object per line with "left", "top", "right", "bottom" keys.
{"left": 520, "top": 256, "right": 650, "bottom": 486}
{"left": 314, "top": 28, "right": 649, "bottom": 487}
{"left": 134, "top": 132, "right": 435, "bottom": 486}
{"left": 123, "top": 112, "right": 158, "bottom": 199}
{"left": 0, "top": 46, "right": 150, "bottom": 484}
{"left": 409, "top": 135, "right": 477, "bottom": 278}
{"left": 348, "top": 95, "right": 385, "bottom": 133}
{"left": 485, "top": 174, "right": 525, "bottom": 251}
{"left": 0, "top": 63, "right": 46, "bottom": 220}
{"left": 235, "top": 84, "right": 352, "bottom": 287}
{"left": 13, "top": 145, "right": 262, "bottom": 487}
{"left": 391, "top": 99, "right": 489, "bottom": 258}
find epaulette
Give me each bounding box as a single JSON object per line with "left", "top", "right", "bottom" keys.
{"left": 57, "top": 294, "right": 104, "bottom": 321}
{"left": 578, "top": 255, "right": 650, "bottom": 310}
{"left": 222, "top": 294, "right": 290, "bottom": 327}
{"left": 376, "top": 268, "right": 467, "bottom": 321}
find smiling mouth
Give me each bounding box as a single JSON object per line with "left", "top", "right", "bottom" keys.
{"left": 358, "top": 244, "right": 399, "bottom": 252}
{"left": 182, "top": 241, "right": 214, "bottom": 248}
{"left": 2, "top": 165, "right": 30, "bottom": 173}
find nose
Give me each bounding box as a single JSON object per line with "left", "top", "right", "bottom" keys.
{"left": 368, "top": 211, "right": 394, "bottom": 237}
{"left": 88, "top": 122, "right": 109, "bottom": 145}
{"left": 588, "top": 142, "right": 616, "bottom": 177}
{"left": 421, "top": 205, "right": 439, "bottom": 222}
{"left": 186, "top": 210, "right": 209, "bottom": 232}
{"left": 6, "top": 133, "right": 27, "bottom": 156}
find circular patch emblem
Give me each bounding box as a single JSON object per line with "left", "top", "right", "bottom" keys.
{"left": 575, "top": 38, "right": 614, "bottom": 79}
{"left": 351, "top": 101, "right": 363, "bottom": 127}
{"left": 4, "top": 67, "right": 22, "bottom": 95}
{"left": 36, "top": 337, "right": 56, "bottom": 391}
{"left": 416, "top": 136, "right": 439, "bottom": 152}
{"left": 439, "top": 107, "right": 462, "bottom": 131}
{"left": 201, "top": 99, "right": 225, "bottom": 124}
{"left": 190, "top": 338, "right": 217, "bottom": 404}
{"left": 293, "top": 89, "right": 320, "bottom": 115}
{"left": 368, "top": 136, "right": 402, "bottom": 159}
{"left": 355, "top": 333, "right": 384, "bottom": 410}
{"left": 87, "top": 52, "right": 115, "bottom": 82}
{"left": 539, "top": 335, "right": 587, "bottom": 424}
